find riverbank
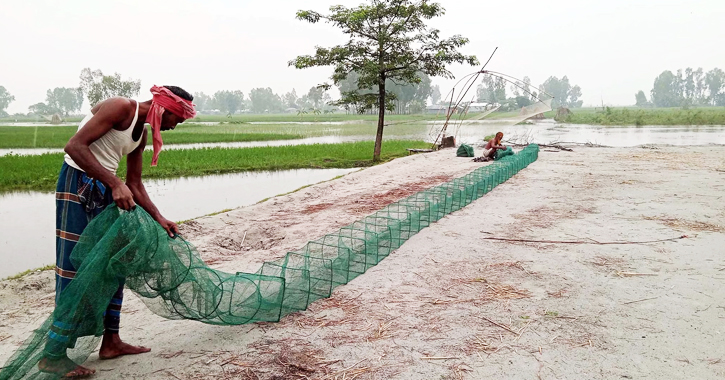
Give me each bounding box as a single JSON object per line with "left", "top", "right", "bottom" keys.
{"left": 1, "top": 145, "right": 723, "bottom": 379}
{"left": 558, "top": 106, "right": 725, "bottom": 126}
{"left": 0, "top": 140, "right": 429, "bottom": 192}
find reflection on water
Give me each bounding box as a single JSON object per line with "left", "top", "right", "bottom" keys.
{"left": 0, "top": 168, "right": 356, "bottom": 278}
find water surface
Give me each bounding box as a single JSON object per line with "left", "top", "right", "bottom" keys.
{"left": 0, "top": 168, "right": 356, "bottom": 278}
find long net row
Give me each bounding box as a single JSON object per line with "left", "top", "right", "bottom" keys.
{"left": 1, "top": 144, "right": 539, "bottom": 380}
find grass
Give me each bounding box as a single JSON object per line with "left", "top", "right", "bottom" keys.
{"left": 0, "top": 125, "right": 304, "bottom": 149}
{"left": 3, "top": 264, "right": 55, "bottom": 281}
{"left": 0, "top": 140, "right": 429, "bottom": 193}
{"left": 558, "top": 107, "right": 725, "bottom": 126}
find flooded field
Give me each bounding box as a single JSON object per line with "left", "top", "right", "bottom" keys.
{"left": 2, "top": 121, "right": 724, "bottom": 157}
{"left": 0, "top": 168, "right": 356, "bottom": 278}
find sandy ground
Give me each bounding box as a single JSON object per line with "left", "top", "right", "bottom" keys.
{"left": 1, "top": 145, "right": 725, "bottom": 379}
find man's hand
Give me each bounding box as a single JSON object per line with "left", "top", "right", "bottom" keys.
{"left": 157, "top": 217, "right": 179, "bottom": 238}
{"left": 112, "top": 183, "right": 136, "bottom": 210}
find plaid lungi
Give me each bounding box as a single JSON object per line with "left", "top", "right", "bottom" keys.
{"left": 46, "top": 162, "right": 125, "bottom": 357}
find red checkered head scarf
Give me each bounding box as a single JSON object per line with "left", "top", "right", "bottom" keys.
{"left": 146, "top": 85, "right": 197, "bottom": 166}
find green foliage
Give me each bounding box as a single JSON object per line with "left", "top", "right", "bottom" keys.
{"left": 540, "top": 76, "right": 582, "bottom": 108}
{"left": 651, "top": 70, "right": 682, "bottom": 107}
{"left": 515, "top": 96, "right": 532, "bottom": 108}
{"left": 27, "top": 102, "right": 57, "bottom": 116}
{"left": 193, "top": 92, "right": 212, "bottom": 112}
{"left": 283, "top": 89, "right": 299, "bottom": 109}
{"left": 306, "top": 86, "right": 332, "bottom": 110}
{"left": 212, "top": 90, "right": 245, "bottom": 115}
{"left": 46, "top": 87, "right": 84, "bottom": 116}
{"left": 635, "top": 90, "right": 650, "bottom": 107}
{"left": 3, "top": 264, "right": 55, "bottom": 281}
{"left": 704, "top": 68, "right": 725, "bottom": 106}
{"left": 430, "top": 84, "right": 441, "bottom": 105}
{"left": 0, "top": 141, "right": 429, "bottom": 193}
{"left": 335, "top": 71, "right": 432, "bottom": 114}
{"left": 476, "top": 75, "right": 506, "bottom": 103}
{"left": 0, "top": 85, "right": 15, "bottom": 116}
{"left": 79, "top": 68, "right": 141, "bottom": 106}
{"left": 650, "top": 67, "right": 725, "bottom": 107}
{"left": 290, "top": 0, "right": 477, "bottom": 161}
{"left": 561, "top": 107, "right": 725, "bottom": 125}
{"left": 249, "top": 87, "right": 284, "bottom": 113}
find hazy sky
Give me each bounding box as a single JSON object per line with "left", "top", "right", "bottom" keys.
{"left": 1, "top": 0, "right": 723, "bottom": 114}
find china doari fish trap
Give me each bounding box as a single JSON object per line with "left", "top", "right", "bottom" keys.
{"left": 1, "top": 144, "right": 539, "bottom": 380}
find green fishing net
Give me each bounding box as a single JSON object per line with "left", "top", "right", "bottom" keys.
{"left": 0, "top": 145, "right": 539, "bottom": 380}
{"left": 494, "top": 146, "right": 514, "bottom": 160}
{"left": 456, "top": 144, "right": 474, "bottom": 157}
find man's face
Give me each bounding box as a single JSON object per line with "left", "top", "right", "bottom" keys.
{"left": 160, "top": 111, "right": 185, "bottom": 131}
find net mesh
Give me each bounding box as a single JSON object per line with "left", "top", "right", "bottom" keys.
{"left": 452, "top": 98, "right": 554, "bottom": 146}
{"left": 0, "top": 145, "right": 539, "bottom": 380}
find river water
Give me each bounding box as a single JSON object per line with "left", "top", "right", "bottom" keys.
{"left": 0, "top": 168, "right": 356, "bottom": 278}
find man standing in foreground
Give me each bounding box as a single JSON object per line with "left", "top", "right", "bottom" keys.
{"left": 40, "top": 85, "right": 196, "bottom": 378}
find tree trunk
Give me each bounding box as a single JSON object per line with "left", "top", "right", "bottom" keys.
{"left": 373, "top": 74, "right": 386, "bottom": 162}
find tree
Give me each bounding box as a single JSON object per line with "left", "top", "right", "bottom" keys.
{"left": 540, "top": 76, "right": 583, "bottom": 108}
{"left": 45, "top": 87, "right": 84, "bottom": 116}
{"left": 193, "top": 92, "right": 212, "bottom": 112}
{"left": 514, "top": 96, "right": 532, "bottom": 108}
{"left": 79, "top": 68, "right": 141, "bottom": 106}
{"left": 521, "top": 76, "right": 532, "bottom": 100}
{"left": 28, "top": 102, "right": 55, "bottom": 115}
{"left": 290, "top": 0, "right": 477, "bottom": 161}
{"left": 693, "top": 68, "right": 706, "bottom": 105}
{"left": 306, "top": 86, "right": 327, "bottom": 109}
{"left": 334, "top": 71, "right": 376, "bottom": 113}
{"left": 477, "top": 75, "right": 506, "bottom": 104}
{"left": 249, "top": 88, "right": 283, "bottom": 113}
{"left": 430, "top": 85, "right": 441, "bottom": 105}
{"left": 647, "top": 67, "right": 724, "bottom": 107}
{"left": 0, "top": 86, "right": 15, "bottom": 117}
{"left": 283, "top": 89, "right": 299, "bottom": 109}
{"left": 635, "top": 90, "right": 650, "bottom": 107}
{"left": 704, "top": 68, "right": 725, "bottom": 106}
{"left": 650, "top": 70, "right": 682, "bottom": 107}
{"left": 212, "top": 90, "right": 245, "bottom": 115}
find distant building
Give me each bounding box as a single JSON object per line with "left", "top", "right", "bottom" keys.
{"left": 426, "top": 104, "right": 465, "bottom": 115}
{"left": 465, "top": 102, "right": 494, "bottom": 112}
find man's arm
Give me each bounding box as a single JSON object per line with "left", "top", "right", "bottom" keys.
{"left": 126, "top": 129, "right": 179, "bottom": 237}
{"left": 64, "top": 98, "right": 136, "bottom": 210}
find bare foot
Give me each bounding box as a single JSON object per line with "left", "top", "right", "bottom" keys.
{"left": 39, "top": 356, "right": 96, "bottom": 378}
{"left": 98, "top": 333, "right": 151, "bottom": 360}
